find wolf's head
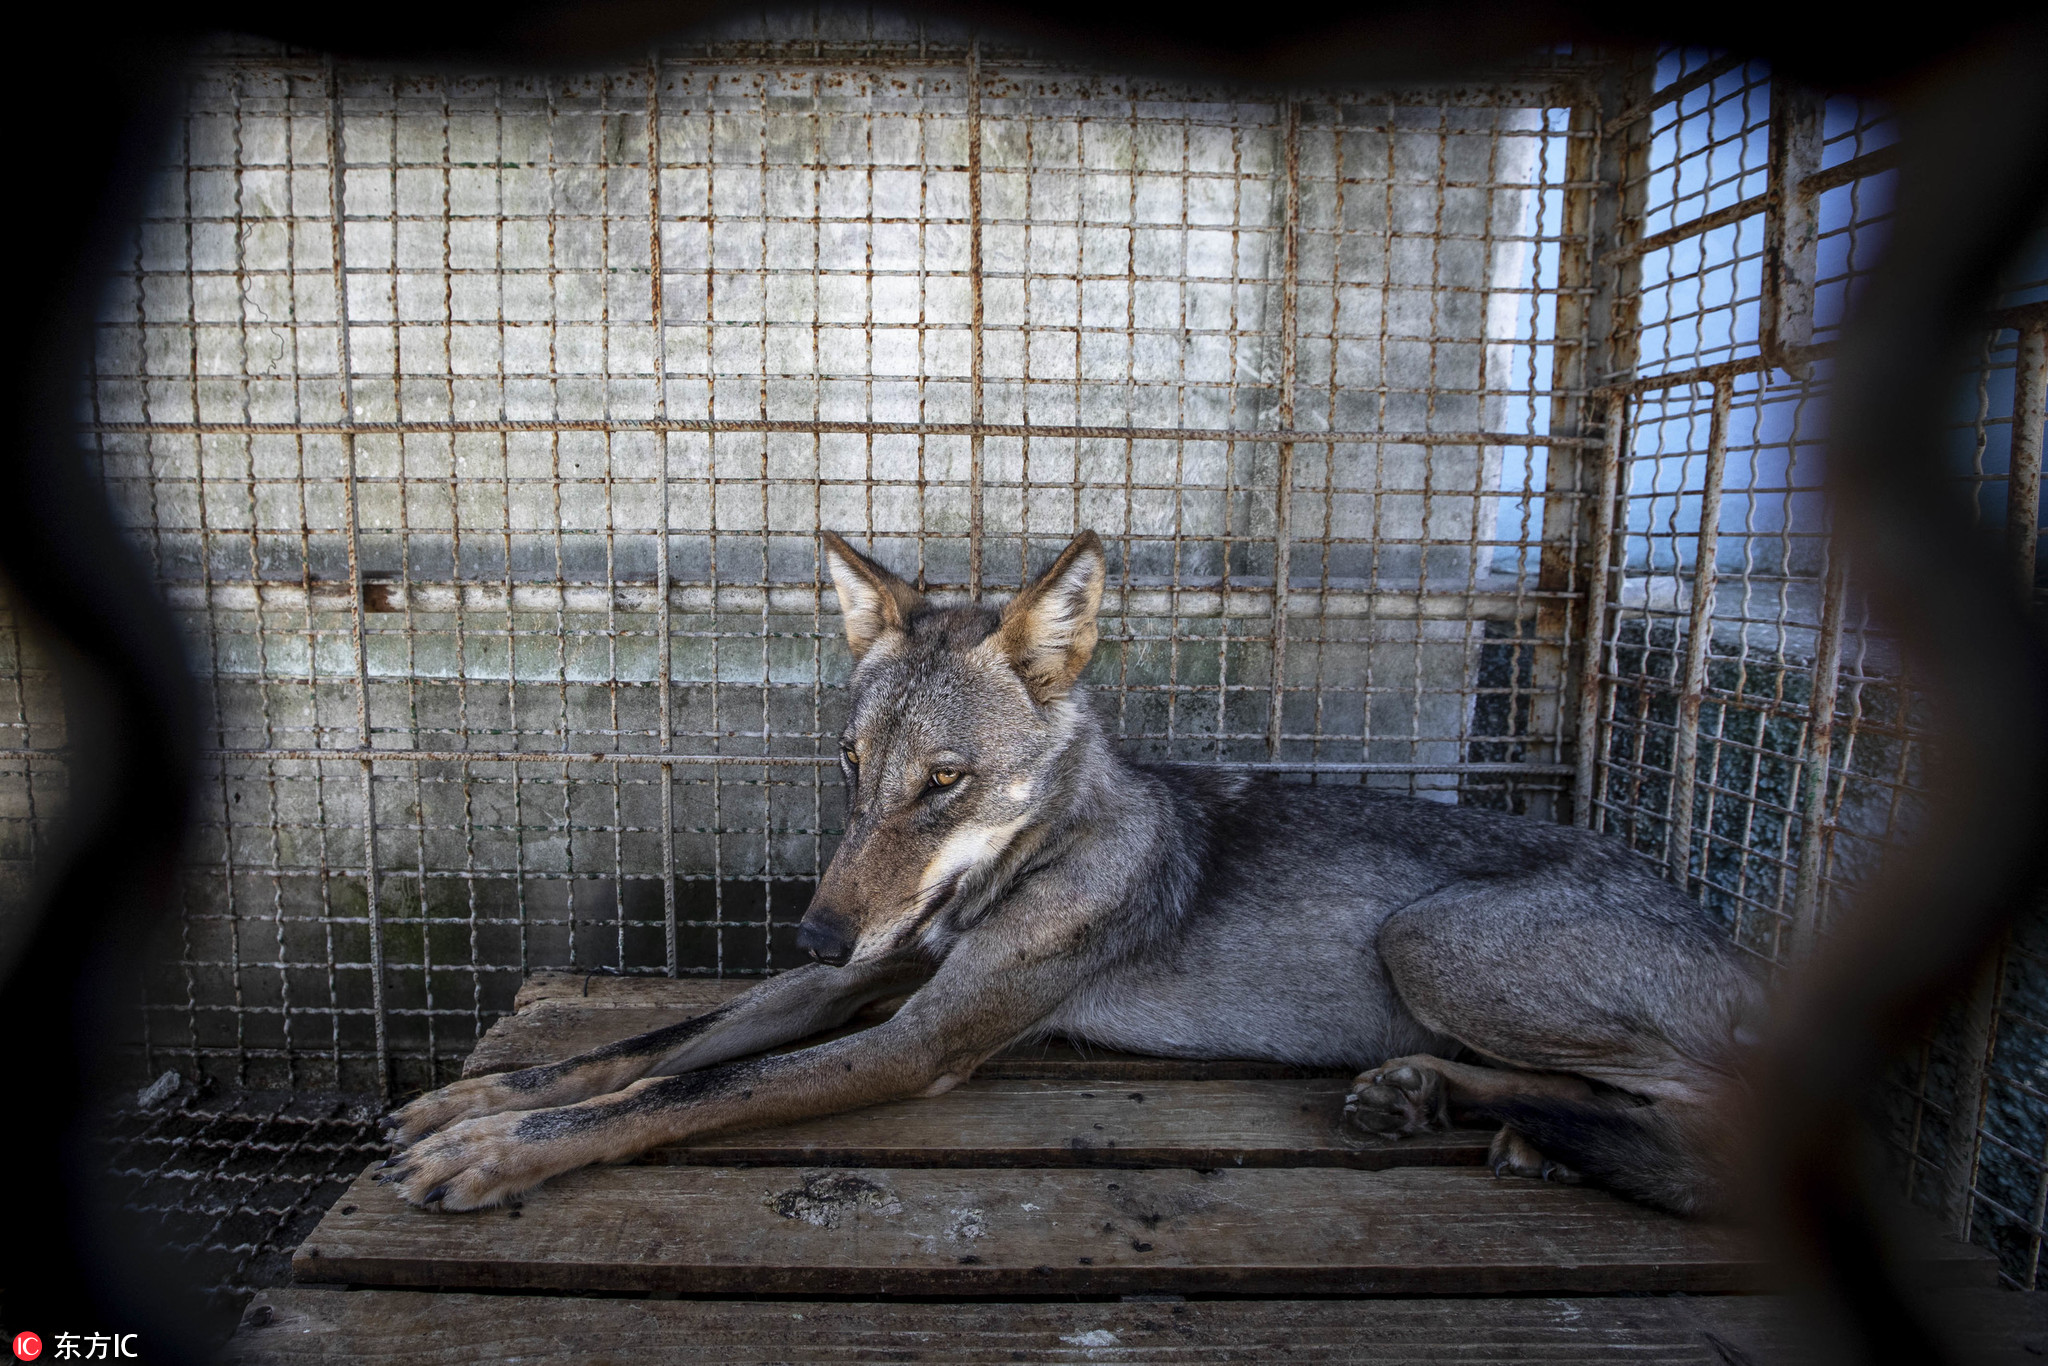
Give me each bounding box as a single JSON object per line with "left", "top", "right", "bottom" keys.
{"left": 797, "top": 530, "right": 1107, "bottom": 966}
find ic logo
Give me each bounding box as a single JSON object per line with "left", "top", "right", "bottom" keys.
{"left": 11, "top": 1333, "right": 40, "bottom": 1362}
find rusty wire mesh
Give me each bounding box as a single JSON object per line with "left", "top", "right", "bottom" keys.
{"left": 1584, "top": 46, "right": 2048, "bottom": 1285}
{"left": 1, "top": 19, "right": 2046, "bottom": 1302}
{"left": 54, "top": 28, "right": 1599, "bottom": 1104}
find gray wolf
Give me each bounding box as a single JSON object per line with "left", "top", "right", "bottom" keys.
{"left": 378, "top": 530, "right": 1764, "bottom": 1215}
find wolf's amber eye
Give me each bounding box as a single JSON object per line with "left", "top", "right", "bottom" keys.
{"left": 929, "top": 769, "right": 961, "bottom": 788}
{"left": 841, "top": 746, "right": 859, "bottom": 767}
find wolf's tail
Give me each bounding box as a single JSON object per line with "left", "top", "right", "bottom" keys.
{"left": 1487, "top": 1092, "right": 1734, "bottom": 1217}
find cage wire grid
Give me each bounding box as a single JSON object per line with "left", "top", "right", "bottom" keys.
{"left": 1583, "top": 48, "right": 2048, "bottom": 1285}
{"left": 0, "top": 22, "right": 2045, "bottom": 1307}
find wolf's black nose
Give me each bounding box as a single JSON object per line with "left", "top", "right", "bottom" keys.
{"left": 796, "top": 908, "right": 855, "bottom": 966}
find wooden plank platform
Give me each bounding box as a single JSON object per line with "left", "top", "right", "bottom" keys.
{"left": 225, "top": 970, "right": 2006, "bottom": 1362}
{"left": 294, "top": 1161, "right": 1991, "bottom": 1297}
{"left": 225, "top": 1288, "right": 2048, "bottom": 1365}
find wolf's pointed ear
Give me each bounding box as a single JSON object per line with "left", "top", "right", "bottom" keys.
{"left": 821, "top": 532, "right": 924, "bottom": 661}
{"left": 993, "top": 531, "right": 1106, "bottom": 703}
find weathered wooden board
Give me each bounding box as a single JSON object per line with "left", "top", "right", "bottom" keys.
{"left": 292, "top": 1163, "right": 1990, "bottom": 1297}
{"left": 465, "top": 993, "right": 1348, "bottom": 1081}
{"left": 219, "top": 1289, "right": 2048, "bottom": 1366}
{"left": 637, "top": 1078, "right": 1489, "bottom": 1169}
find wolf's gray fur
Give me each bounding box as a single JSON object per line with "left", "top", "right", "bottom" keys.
{"left": 379, "top": 530, "right": 1763, "bottom": 1217}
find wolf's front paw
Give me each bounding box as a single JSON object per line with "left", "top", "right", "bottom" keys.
{"left": 373, "top": 1111, "right": 565, "bottom": 1211}
{"left": 382, "top": 1075, "right": 527, "bottom": 1148}
{"left": 1343, "top": 1056, "right": 1450, "bottom": 1136}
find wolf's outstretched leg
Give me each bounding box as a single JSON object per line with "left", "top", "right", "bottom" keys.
{"left": 385, "top": 957, "right": 925, "bottom": 1146}
{"left": 1370, "top": 879, "right": 1760, "bottom": 1215}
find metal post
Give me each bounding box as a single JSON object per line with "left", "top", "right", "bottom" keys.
{"left": 2006, "top": 326, "right": 2046, "bottom": 594}
{"left": 965, "top": 40, "right": 985, "bottom": 600}
{"left": 1267, "top": 99, "right": 1301, "bottom": 760}
{"left": 1762, "top": 81, "right": 1822, "bottom": 374}
{"left": 327, "top": 63, "right": 387, "bottom": 1101}
{"left": 1664, "top": 379, "right": 1730, "bottom": 886}
{"left": 646, "top": 52, "right": 678, "bottom": 977}
{"left": 1948, "top": 324, "right": 2046, "bottom": 1236}
{"left": 1573, "top": 394, "right": 1624, "bottom": 826}
{"left": 1786, "top": 546, "right": 1848, "bottom": 959}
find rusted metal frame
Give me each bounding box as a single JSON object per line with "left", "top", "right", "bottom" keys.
{"left": 1524, "top": 92, "right": 1604, "bottom": 823}
{"left": 286, "top": 78, "right": 346, "bottom": 1083}
{"left": 1693, "top": 387, "right": 1764, "bottom": 938}
{"left": 1602, "top": 52, "right": 1749, "bottom": 137}
{"left": 244, "top": 75, "right": 317, "bottom": 1088}
{"left": 1599, "top": 191, "right": 1768, "bottom": 267}
{"left": 1572, "top": 61, "right": 1651, "bottom": 829}
{"left": 1266, "top": 99, "right": 1302, "bottom": 760}
{"left": 646, "top": 52, "right": 678, "bottom": 977}
{"left": 401, "top": 72, "right": 461, "bottom": 1081}
{"left": 966, "top": 40, "right": 985, "bottom": 600}
{"left": 216, "top": 72, "right": 266, "bottom": 1088}
{"left": 1948, "top": 324, "right": 2047, "bottom": 1241}
{"left": 1797, "top": 145, "right": 1902, "bottom": 200}
{"left": 435, "top": 79, "right": 484, "bottom": 1073}
{"left": 1662, "top": 379, "right": 1731, "bottom": 888}
{"left": 486, "top": 76, "right": 533, "bottom": 1002}
{"left": 1786, "top": 545, "right": 1849, "bottom": 960}
{"left": 1300, "top": 100, "right": 1344, "bottom": 772}
{"left": 2008, "top": 326, "right": 2047, "bottom": 593}
{"left": 87, "top": 417, "right": 1604, "bottom": 447}
{"left": 165, "top": 747, "right": 1577, "bottom": 780}
{"left": 1404, "top": 101, "right": 1451, "bottom": 793}
{"left": 597, "top": 73, "right": 629, "bottom": 983}
{"left": 699, "top": 74, "right": 724, "bottom": 978}
{"left": 1763, "top": 82, "right": 1823, "bottom": 375}
{"left": 1593, "top": 306, "right": 2048, "bottom": 402}
{"left": 325, "top": 61, "right": 389, "bottom": 1100}
{"left": 1572, "top": 395, "right": 1624, "bottom": 826}
{"left": 542, "top": 81, "right": 585, "bottom": 977}
{"left": 758, "top": 65, "right": 783, "bottom": 971}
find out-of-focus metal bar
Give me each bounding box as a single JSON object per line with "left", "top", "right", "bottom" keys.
{"left": 1786, "top": 545, "right": 1849, "bottom": 959}
{"left": 1573, "top": 394, "right": 1623, "bottom": 826}
{"left": 1664, "top": 378, "right": 1731, "bottom": 886}
{"left": 1949, "top": 324, "right": 2047, "bottom": 1236}
{"left": 647, "top": 52, "right": 677, "bottom": 978}
{"left": 326, "top": 62, "right": 387, "bottom": 1101}
{"left": 966, "top": 40, "right": 985, "bottom": 600}
{"left": 2006, "top": 326, "right": 2046, "bottom": 593}
{"left": 84, "top": 418, "right": 1605, "bottom": 448}
{"left": 1266, "top": 99, "right": 1301, "bottom": 759}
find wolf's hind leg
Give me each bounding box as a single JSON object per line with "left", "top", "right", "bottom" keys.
{"left": 1372, "top": 882, "right": 1756, "bottom": 1215}
{"left": 1344, "top": 1053, "right": 1594, "bottom": 1137}
{"left": 1489, "top": 1125, "right": 1580, "bottom": 1183}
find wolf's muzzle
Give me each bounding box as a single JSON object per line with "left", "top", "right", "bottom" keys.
{"left": 796, "top": 908, "right": 856, "bottom": 966}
